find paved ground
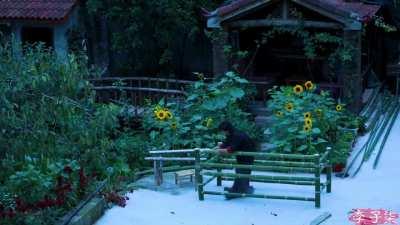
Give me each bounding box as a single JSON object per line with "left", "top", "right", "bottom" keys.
{"left": 95, "top": 114, "right": 400, "bottom": 225}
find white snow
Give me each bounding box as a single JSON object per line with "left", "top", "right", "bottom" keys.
{"left": 95, "top": 114, "right": 400, "bottom": 225}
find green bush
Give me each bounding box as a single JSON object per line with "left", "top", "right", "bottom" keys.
{"left": 0, "top": 43, "right": 146, "bottom": 224}
{"left": 142, "top": 72, "right": 261, "bottom": 150}
{"left": 265, "top": 82, "right": 355, "bottom": 155}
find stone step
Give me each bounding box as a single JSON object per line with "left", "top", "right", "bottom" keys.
{"left": 248, "top": 101, "right": 266, "bottom": 108}
{"left": 254, "top": 115, "right": 274, "bottom": 126}
{"left": 249, "top": 107, "right": 272, "bottom": 116}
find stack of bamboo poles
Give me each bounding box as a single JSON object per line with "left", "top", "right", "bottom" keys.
{"left": 195, "top": 149, "right": 332, "bottom": 208}
{"left": 343, "top": 92, "right": 400, "bottom": 177}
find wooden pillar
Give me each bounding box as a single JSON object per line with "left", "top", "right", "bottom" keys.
{"left": 342, "top": 26, "right": 362, "bottom": 112}
{"left": 212, "top": 29, "right": 229, "bottom": 77}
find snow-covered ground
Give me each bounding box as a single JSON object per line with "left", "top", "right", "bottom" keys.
{"left": 96, "top": 115, "right": 400, "bottom": 225}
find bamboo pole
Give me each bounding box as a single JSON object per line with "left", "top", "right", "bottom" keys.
{"left": 373, "top": 103, "right": 400, "bottom": 169}
{"left": 203, "top": 176, "right": 217, "bottom": 186}
{"left": 201, "top": 171, "right": 316, "bottom": 182}
{"left": 309, "top": 212, "right": 332, "bottom": 225}
{"left": 222, "top": 159, "right": 316, "bottom": 168}
{"left": 364, "top": 97, "right": 396, "bottom": 160}
{"left": 201, "top": 162, "right": 315, "bottom": 173}
{"left": 203, "top": 191, "right": 315, "bottom": 202}
{"left": 145, "top": 157, "right": 207, "bottom": 161}
{"left": 222, "top": 177, "right": 315, "bottom": 186}
{"left": 326, "top": 164, "right": 332, "bottom": 193}
{"left": 216, "top": 155, "right": 222, "bottom": 186}
{"left": 227, "top": 152, "right": 319, "bottom": 160}
{"left": 314, "top": 155, "right": 321, "bottom": 208}
{"left": 346, "top": 96, "right": 392, "bottom": 177}
{"left": 195, "top": 150, "right": 204, "bottom": 200}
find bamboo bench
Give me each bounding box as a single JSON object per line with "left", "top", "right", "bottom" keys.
{"left": 194, "top": 149, "right": 332, "bottom": 208}
{"left": 145, "top": 149, "right": 208, "bottom": 186}
{"left": 174, "top": 169, "right": 195, "bottom": 185}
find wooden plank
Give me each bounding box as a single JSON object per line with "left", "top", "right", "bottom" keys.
{"left": 291, "top": 0, "right": 348, "bottom": 25}
{"left": 309, "top": 212, "right": 332, "bottom": 225}
{"left": 229, "top": 19, "right": 342, "bottom": 29}
{"left": 88, "top": 77, "right": 195, "bottom": 85}
{"left": 220, "top": 0, "right": 274, "bottom": 22}
{"left": 282, "top": 0, "right": 288, "bottom": 19}
{"left": 92, "top": 86, "right": 187, "bottom": 95}
{"left": 175, "top": 169, "right": 195, "bottom": 176}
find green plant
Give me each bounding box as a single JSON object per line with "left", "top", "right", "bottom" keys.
{"left": 0, "top": 43, "right": 145, "bottom": 224}
{"left": 142, "top": 72, "right": 261, "bottom": 150}
{"left": 265, "top": 82, "right": 352, "bottom": 154}
{"left": 331, "top": 131, "right": 354, "bottom": 165}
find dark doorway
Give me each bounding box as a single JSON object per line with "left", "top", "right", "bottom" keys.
{"left": 21, "top": 27, "right": 53, "bottom": 48}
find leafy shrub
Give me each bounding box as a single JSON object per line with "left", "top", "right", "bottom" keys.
{"left": 265, "top": 82, "right": 354, "bottom": 155}
{"left": 142, "top": 72, "right": 261, "bottom": 150}
{"left": 0, "top": 43, "right": 145, "bottom": 224}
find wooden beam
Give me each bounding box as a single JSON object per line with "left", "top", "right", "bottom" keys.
{"left": 221, "top": 0, "right": 274, "bottom": 22}
{"left": 228, "top": 19, "right": 343, "bottom": 29}
{"left": 283, "top": 0, "right": 289, "bottom": 20}
{"left": 291, "top": 0, "right": 348, "bottom": 25}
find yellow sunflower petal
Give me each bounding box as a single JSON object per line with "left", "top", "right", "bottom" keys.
{"left": 156, "top": 110, "right": 166, "bottom": 120}
{"left": 293, "top": 85, "right": 304, "bottom": 94}
{"left": 305, "top": 118, "right": 313, "bottom": 126}
{"left": 303, "top": 125, "right": 312, "bottom": 132}
{"left": 304, "top": 81, "right": 314, "bottom": 90}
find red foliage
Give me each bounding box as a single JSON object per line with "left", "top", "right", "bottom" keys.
{"left": 103, "top": 192, "right": 128, "bottom": 208}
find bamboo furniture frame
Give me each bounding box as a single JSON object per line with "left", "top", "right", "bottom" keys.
{"left": 194, "top": 149, "right": 332, "bottom": 208}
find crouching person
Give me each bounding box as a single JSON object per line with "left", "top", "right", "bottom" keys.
{"left": 217, "top": 121, "right": 255, "bottom": 199}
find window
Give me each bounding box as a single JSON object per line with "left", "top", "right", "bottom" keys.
{"left": 21, "top": 27, "right": 53, "bottom": 48}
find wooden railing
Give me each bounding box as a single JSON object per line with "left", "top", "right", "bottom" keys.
{"left": 89, "top": 76, "right": 273, "bottom": 107}
{"left": 89, "top": 77, "right": 193, "bottom": 107}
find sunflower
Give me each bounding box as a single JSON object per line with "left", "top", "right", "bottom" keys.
{"left": 155, "top": 110, "right": 167, "bottom": 120}
{"left": 285, "top": 103, "right": 294, "bottom": 112}
{"left": 336, "top": 104, "right": 343, "bottom": 112}
{"left": 206, "top": 118, "right": 213, "bottom": 128}
{"left": 304, "top": 81, "right": 314, "bottom": 90}
{"left": 275, "top": 111, "right": 283, "bottom": 117}
{"left": 305, "top": 118, "right": 313, "bottom": 127}
{"left": 171, "top": 122, "right": 177, "bottom": 130}
{"left": 304, "top": 112, "right": 312, "bottom": 119}
{"left": 303, "top": 125, "right": 312, "bottom": 132}
{"left": 165, "top": 110, "right": 173, "bottom": 119}
{"left": 293, "top": 85, "right": 304, "bottom": 94}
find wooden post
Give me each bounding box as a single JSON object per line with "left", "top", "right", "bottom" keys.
{"left": 216, "top": 155, "right": 222, "bottom": 186}
{"left": 194, "top": 149, "right": 204, "bottom": 199}
{"left": 326, "top": 147, "right": 332, "bottom": 193}
{"left": 314, "top": 154, "right": 321, "bottom": 208}
{"left": 342, "top": 26, "right": 362, "bottom": 112}
{"left": 212, "top": 29, "right": 229, "bottom": 77}
{"left": 153, "top": 159, "right": 163, "bottom": 186}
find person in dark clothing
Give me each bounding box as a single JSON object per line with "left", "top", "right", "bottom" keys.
{"left": 217, "top": 121, "right": 256, "bottom": 199}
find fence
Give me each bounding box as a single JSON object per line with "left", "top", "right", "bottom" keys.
{"left": 195, "top": 148, "right": 332, "bottom": 208}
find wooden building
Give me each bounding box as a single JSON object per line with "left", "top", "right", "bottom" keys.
{"left": 205, "top": 0, "right": 399, "bottom": 110}
{"left": 0, "top": 0, "right": 79, "bottom": 60}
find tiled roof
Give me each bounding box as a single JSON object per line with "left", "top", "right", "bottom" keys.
{"left": 216, "top": 0, "right": 380, "bottom": 21}
{"left": 0, "top": 0, "right": 78, "bottom": 22}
